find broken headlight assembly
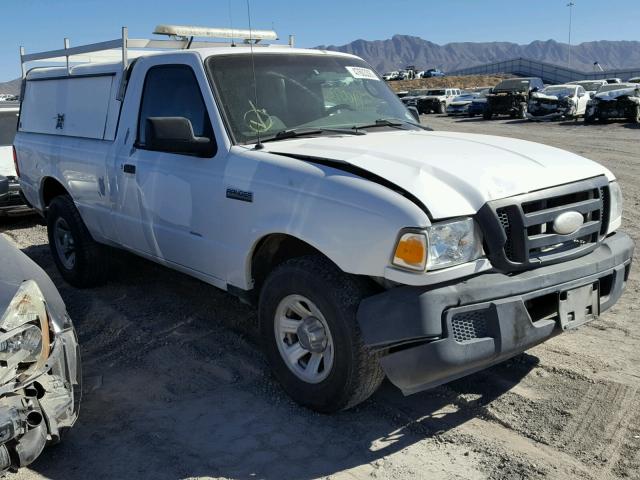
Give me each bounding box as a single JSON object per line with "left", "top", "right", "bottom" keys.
{"left": 0, "top": 280, "right": 50, "bottom": 385}
{"left": 393, "top": 218, "right": 483, "bottom": 272}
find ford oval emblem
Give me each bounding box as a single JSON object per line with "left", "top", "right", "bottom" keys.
{"left": 553, "top": 211, "right": 584, "bottom": 235}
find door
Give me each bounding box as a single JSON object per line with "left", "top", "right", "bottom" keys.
{"left": 112, "top": 60, "right": 227, "bottom": 281}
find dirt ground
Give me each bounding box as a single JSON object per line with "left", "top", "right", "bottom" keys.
{"left": 2, "top": 115, "right": 639, "bottom": 480}
{"left": 388, "top": 75, "right": 511, "bottom": 92}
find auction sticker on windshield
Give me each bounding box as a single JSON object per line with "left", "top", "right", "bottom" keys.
{"left": 345, "top": 66, "right": 379, "bottom": 81}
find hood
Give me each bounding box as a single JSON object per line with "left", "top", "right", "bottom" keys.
{"left": 0, "top": 235, "right": 68, "bottom": 325}
{"left": 595, "top": 87, "right": 640, "bottom": 100}
{"left": 531, "top": 92, "right": 571, "bottom": 102}
{"left": 263, "top": 130, "right": 613, "bottom": 219}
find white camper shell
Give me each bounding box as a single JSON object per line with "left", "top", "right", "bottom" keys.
{"left": 14, "top": 27, "right": 634, "bottom": 413}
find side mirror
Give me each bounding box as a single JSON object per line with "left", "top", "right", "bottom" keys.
{"left": 408, "top": 106, "right": 420, "bottom": 122}
{"left": 145, "top": 117, "right": 216, "bottom": 157}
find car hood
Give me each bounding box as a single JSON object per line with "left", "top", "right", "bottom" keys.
{"left": 595, "top": 87, "right": 640, "bottom": 100}
{"left": 531, "top": 92, "right": 572, "bottom": 101}
{"left": 264, "top": 130, "right": 613, "bottom": 219}
{"left": 0, "top": 235, "right": 68, "bottom": 326}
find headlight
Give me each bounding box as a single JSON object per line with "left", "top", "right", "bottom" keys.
{"left": 0, "top": 280, "right": 50, "bottom": 384}
{"left": 607, "top": 181, "right": 623, "bottom": 234}
{"left": 426, "top": 218, "right": 483, "bottom": 270}
{"left": 392, "top": 218, "right": 483, "bottom": 272}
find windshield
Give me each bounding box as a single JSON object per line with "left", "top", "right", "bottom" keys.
{"left": 541, "top": 86, "right": 575, "bottom": 96}
{"left": 494, "top": 79, "right": 530, "bottom": 91}
{"left": 0, "top": 109, "right": 18, "bottom": 146}
{"left": 408, "top": 89, "right": 428, "bottom": 96}
{"left": 426, "top": 89, "right": 446, "bottom": 96}
{"left": 205, "top": 54, "right": 415, "bottom": 143}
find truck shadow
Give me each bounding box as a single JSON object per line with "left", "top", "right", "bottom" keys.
{"left": 18, "top": 244, "right": 538, "bottom": 480}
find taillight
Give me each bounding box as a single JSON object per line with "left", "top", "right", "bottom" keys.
{"left": 12, "top": 145, "right": 19, "bottom": 178}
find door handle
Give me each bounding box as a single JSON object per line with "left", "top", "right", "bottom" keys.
{"left": 122, "top": 164, "right": 136, "bottom": 174}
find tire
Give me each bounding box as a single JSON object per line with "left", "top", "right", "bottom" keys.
{"left": 518, "top": 102, "right": 528, "bottom": 119}
{"left": 47, "top": 195, "right": 109, "bottom": 288}
{"left": 584, "top": 113, "right": 595, "bottom": 124}
{"left": 259, "top": 255, "right": 385, "bottom": 413}
{"left": 632, "top": 106, "right": 640, "bottom": 124}
{"left": 483, "top": 109, "right": 492, "bottom": 120}
{"left": 438, "top": 102, "right": 446, "bottom": 114}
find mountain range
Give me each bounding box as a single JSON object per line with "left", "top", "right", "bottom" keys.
{"left": 317, "top": 35, "right": 640, "bottom": 73}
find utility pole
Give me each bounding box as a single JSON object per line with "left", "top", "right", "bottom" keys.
{"left": 567, "top": 2, "right": 575, "bottom": 68}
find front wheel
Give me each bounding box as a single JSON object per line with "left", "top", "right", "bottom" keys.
{"left": 438, "top": 102, "right": 446, "bottom": 114}
{"left": 483, "top": 109, "right": 493, "bottom": 120}
{"left": 259, "top": 255, "right": 385, "bottom": 413}
{"left": 631, "top": 105, "right": 640, "bottom": 124}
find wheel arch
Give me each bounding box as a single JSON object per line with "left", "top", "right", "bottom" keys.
{"left": 249, "top": 233, "right": 330, "bottom": 296}
{"left": 40, "top": 176, "right": 70, "bottom": 209}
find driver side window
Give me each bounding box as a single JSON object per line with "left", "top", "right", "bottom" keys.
{"left": 137, "top": 65, "right": 214, "bottom": 150}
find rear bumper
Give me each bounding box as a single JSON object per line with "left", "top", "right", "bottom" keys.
{"left": 357, "top": 232, "right": 634, "bottom": 395}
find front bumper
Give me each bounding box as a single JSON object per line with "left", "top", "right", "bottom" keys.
{"left": 527, "top": 105, "right": 576, "bottom": 121}
{"left": 357, "top": 232, "right": 634, "bottom": 395}
{"left": 0, "top": 321, "right": 80, "bottom": 472}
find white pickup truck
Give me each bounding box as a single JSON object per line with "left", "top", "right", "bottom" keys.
{"left": 15, "top": 26, "right": 634, "bottom": 412}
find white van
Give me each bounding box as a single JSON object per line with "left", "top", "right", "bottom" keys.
{"left": 15, "top": 26, "right": 634, "bottom": 412}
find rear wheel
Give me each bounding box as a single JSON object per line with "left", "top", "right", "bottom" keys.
{"left": 483, "top": 109, "right": 493, "bottom": 120}
{"left": 259, "top": 255, "right": 385, "bottom": 413}
{"left": 47, "top": 195, "right": 109, "bottom": 287}
{"left": 631, "top": 105, "right": 640, "bottom": 123}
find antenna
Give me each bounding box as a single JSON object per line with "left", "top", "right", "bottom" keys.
{"left": 247, "top": 0, "right": 264, "bottom": 150}
{"left": 228, "top": 0, "right": 236, "bottom": 47}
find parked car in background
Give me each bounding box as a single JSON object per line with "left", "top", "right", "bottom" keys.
{"left": 467, "top": 88, "right": 492, "bottom": 117}
{"left": 382, "top": 71, "right": 401, "bottom": 81}
{"left": 606, "top": 78, "right": 622, "bottom": 84}
{"left": 401, "top": 89, "right": 429, "bottom": 107}
{"left": 396, "top": 90, "right": 409, "bottom": 99}
{"left": 527, "top": 84, "right": 589, "bottom": 121}
{"left": 571, "top": 79, "right": 608, "bottom": 97}
{"left": 0, "top": 175, "right": 8, "bottom": 199}
{"left": 16, "top": 26, "right": 635, "bottom": 414}
{"left": 483, "top": 77, "right": 544, "bottom": 119}
{"left": 0, "top": 235, "right": 81, "bottom": 474}
{"left": 421, "top": 68, "right": 445, "bottom": 78}
{"left": 446, "top": 91, "right": 479, "bottom": 116}
{"left": 417, "top": 88, "right": 461, "bottom": 114}
{"left": 0, "top": 103, "right": 30, "bottom": 216}
{"left": 628, "top": 77, "right": 640, "bottom": 84}
{"left": 585, "top": 83, "right": 640, "bottom": 124}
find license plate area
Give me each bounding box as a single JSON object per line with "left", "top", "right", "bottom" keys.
{"left": 558, "top": 282, "right": 600, "bottom": 330}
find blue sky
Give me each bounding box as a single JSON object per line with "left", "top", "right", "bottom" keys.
{"left": 2, "top": 0, "right": 639, "bottom": 81}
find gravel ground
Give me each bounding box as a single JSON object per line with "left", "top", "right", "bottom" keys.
{"left": 1, "top": 115, "right": 639, "bottom": 480}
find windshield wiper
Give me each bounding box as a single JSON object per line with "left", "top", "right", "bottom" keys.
{"left": 261, "top": 127, "right": 366, "bottom": 143}
{"left": 353, "top": 118, "right": 426, "bottom": 131}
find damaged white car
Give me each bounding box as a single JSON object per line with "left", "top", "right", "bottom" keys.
{"left": 585, "top": 83, "right": 640, "bottom": 124}
{"left": 527, "top": 84, "right": 589, "bottom": 121}
{"left": 0, "top": 235, "right": 80, "bottom": 473}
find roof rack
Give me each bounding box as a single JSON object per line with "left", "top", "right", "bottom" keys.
{"left": 20, "top": 25, "right": 292, "bottom": 78}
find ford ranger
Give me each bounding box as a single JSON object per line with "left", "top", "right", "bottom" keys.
{"left": 14, "top": 26, "right": 634, "bottom": 413}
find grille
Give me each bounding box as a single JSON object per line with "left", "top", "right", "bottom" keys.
{"left": 451, "top": 311, "right": 489, "bottom": 343}
{"left": 481, "top": 176, "right": 609, "bottom": 271}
